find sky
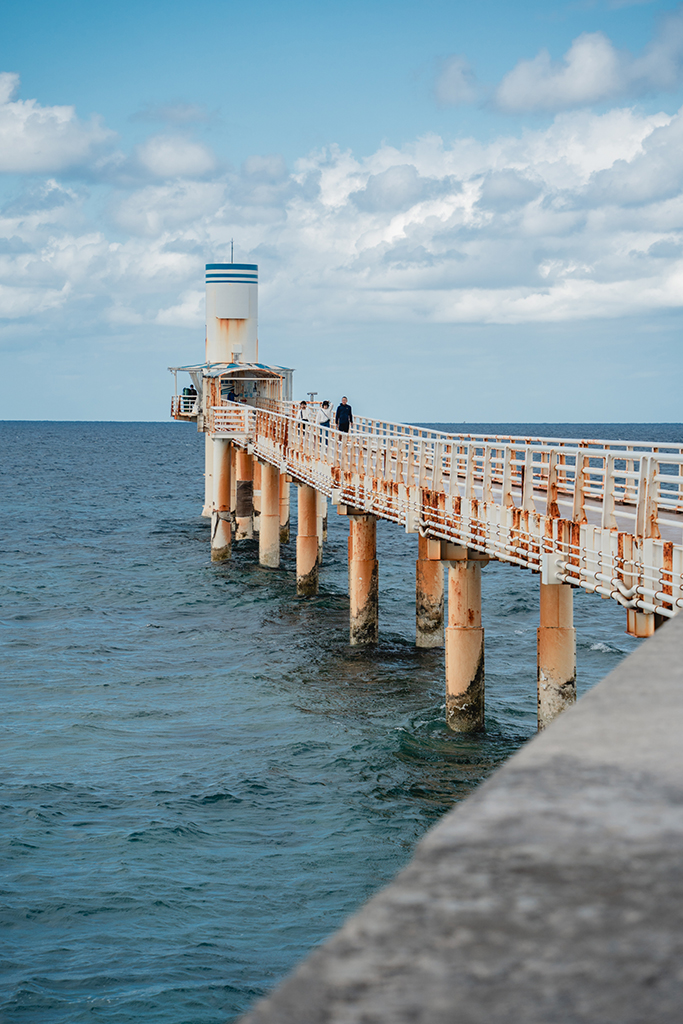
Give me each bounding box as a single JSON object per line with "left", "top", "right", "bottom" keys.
{"left": 1, "top": 0, "right": 683, "bottom": 422}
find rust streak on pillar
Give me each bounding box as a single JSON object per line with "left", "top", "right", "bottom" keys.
{"left": 211, "top": 439, "right": 232, "bottom": 562}
{"left": 416, "top": 534, "right": 444, "bottom": 648}
{"left": 259, "top": 462, "right": 280, "bottom": 568}
{"left": 445, "top": 560, "right": 484, "bottom": 732}
{"left": 235, "top": 449, "right": 254, "bottom": 540}
{"left": 537, "top": 582, "right": 576, "bottom": 730}
{"left": 297, "top": 484, "right": 319, "bottom": 596}
{"left": 349, "top": 515, "right": 378, "bottom": 645}
{"left": 279, "top": 475, "right": 290, "bottom": 543}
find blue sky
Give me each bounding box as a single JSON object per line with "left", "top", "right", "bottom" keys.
{"left": 1, "top": 0, "right": 682, "bottom": 420}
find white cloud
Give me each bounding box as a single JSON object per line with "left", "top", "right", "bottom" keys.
{"left": 434, "top": 55, "right": 477, "bottom": 106}
{"left": 135, "top": 135, "right": 217, "bottom": 179}
{"left": 3, "top": 80, "right": 683, "bottom": 336}
{"left": 113, "top": 180, "right": 225, "bottom": 235}
{"left": 0, "top": 72, "right": 115, "bottom": 173}
{"left": 496, "top": 8, "right": 683, "bottom": 112}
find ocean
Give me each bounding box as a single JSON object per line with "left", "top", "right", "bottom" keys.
{"left": 2, "top": 421, "right": 677, "bottom": 1023}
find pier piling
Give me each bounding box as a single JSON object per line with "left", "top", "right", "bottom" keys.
{"left": 416, "top": 535, "right": 444, "bottom": 648}
{"left": 296, "top": 484, "right": 319, "bottom": 596}
{"left": 235, "top": 450, "right": 254, "bottom": 540}
{"left": 349, "top": 514, "right": 379, "bottom": 645}
{"left": 445, "top": 556, "right": 486, "bottom": 732}
{"left": 202, "top": 435, "right": 213, "bottom": 518}
{"left": 210, "top": 438, "right": 232, "bottom": 561}
{"left": 258, "top": 462, "right": 280, "bottom": 568}
{"left": 316, "top": 492, "right": 327, "bottom": 565}
{"left": 279, "top": 475, "right": 290, "bottom": 544}
{"left": 537, "top": 581, "right": 576, "bottom": 729}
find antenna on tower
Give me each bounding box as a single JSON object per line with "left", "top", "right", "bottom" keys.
{"left": 230, "top": 238, "right": 234, "bottom": 263}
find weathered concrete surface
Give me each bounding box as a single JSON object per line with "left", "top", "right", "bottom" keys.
{"left": 239, "top": 613, "right": 683, "bottom": 1024}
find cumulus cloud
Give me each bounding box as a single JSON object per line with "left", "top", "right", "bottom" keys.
{"left": 4, "top": 75, "right": 683, "bottom": 332}
{"left": 434, "top": 55, "right": 477, "bottom": 106}
{"left": 0, "top": 72, "right": 115, "bottom": 174}
{"left": 496, "top": 8, "right": 683, "bottom": 112}
{"left": 134, "top": 134, "right": 217, "bottom": 179}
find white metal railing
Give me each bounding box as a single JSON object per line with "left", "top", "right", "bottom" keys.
{"left": 207, "top": 402, "right": 683, "bottom": 624}
{"left": 171, "top": 394, "right": 199, "bottom": 417}
{"left": 210, "top": 403, "right": 256, "bottom": 435}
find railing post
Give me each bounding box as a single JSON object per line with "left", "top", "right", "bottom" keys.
{"left": 501, "top": 445, "right": 513, "bottom": 507}
{"left": 545, "top": 450, "right": 559, "bottom": 518}
{"left": 573, "top": 450, "right": 587, "bottom": 523}
{"left": 601, "top": 454, "right": 617, "bottom": 530}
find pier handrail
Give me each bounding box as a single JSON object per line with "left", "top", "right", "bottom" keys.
{"left": 209, "top": 401, "right": 683, "bottom": 623}
{"left": 253, "top": 397, "right": 683, "bottom": 456}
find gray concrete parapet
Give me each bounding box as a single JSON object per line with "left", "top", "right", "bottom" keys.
{"left": 239, "top": 612, "right": 683, "bottom": 1024}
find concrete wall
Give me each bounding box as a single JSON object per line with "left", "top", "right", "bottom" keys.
{"left": 239, "top": 612, "right": 683, "bottom": 1024}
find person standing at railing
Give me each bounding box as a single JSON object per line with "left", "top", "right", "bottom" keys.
{"left": 297, "top": 401, "right": 309, "bottom": 422}
{"left": 335, "top": 397, "right": 353, "bottom": 433}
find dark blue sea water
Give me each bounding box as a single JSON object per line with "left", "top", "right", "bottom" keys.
{"left": 1, "top": 422, "right": 678, "bottom": 1024}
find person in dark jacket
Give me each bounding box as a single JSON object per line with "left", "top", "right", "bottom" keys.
{"left": 335, "top": 396, "right": 353, "bottom": 433}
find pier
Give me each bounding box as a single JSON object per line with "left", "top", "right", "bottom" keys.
{"left": 171, "top": 262, "right": 683, "bottom": 732}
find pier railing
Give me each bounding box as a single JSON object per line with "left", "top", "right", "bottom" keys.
{"left": 210, "top": 402, "right": 683, "bottom": 623}
{"left": 171, "top": 395, "right": 199, "bottom": 417}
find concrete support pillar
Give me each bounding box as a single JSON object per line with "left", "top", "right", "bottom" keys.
{"left": 210, "top": 438, "right": 232, "bottom": 561}
{"left": 235, "top": 450, "right": 254, "bottom": 540}
{"left": 297, "top": 484, "right": 319, "bottom": 596}
{"left": 230, "top": 446, "right": 237, "bottom": 521}
{"left": 316, "top": 492, "right": 327, "bottom": 565}
{"left": 259, "top": 462, "right": 280, "bottom": 568}
{"left": 349, "top": 515, "right": 378, "bottom": 645}
{"left": 202, "top": 434, "right": 213, "bottom": 518}
{"left": 445, "top": 561, "right": 485, "bottom": 732}
{"left": 416, "top": 534, "right": 444, "bottom": 648}
{"left": 537, "top": 582, "right": 576, "bottom": 730}
{"left": 279, "top": 475, "right": 291, "bottom": 544}
{"left": 626, "top": 609, "right": 656, "bottom": 638}
{"left": 252, "top": 460, "right": 261, "bottom": 534}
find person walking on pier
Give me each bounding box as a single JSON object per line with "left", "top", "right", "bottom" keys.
{"left": 316, "top": 401, "right": 331, "bottom": 428}
{"left": 335, "top": 397, "right": 353, "bottom": 433}
{"left": 297, "top": 401, "right": 309, "bottom": 422}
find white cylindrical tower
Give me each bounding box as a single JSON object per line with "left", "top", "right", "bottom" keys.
{"left": 205, "top": 263, "right": 258, "bottom": 364}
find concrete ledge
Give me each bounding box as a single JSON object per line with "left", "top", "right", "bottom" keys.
{"left": 239, "top": 613, "right": 683, "bottom": 1024}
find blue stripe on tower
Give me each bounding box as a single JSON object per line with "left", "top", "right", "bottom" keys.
{"left": 205, "top": 263, "right": 258, "bottom": 271}
{"left": 206, "top": 277, "right": 257, "bottom": 284}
